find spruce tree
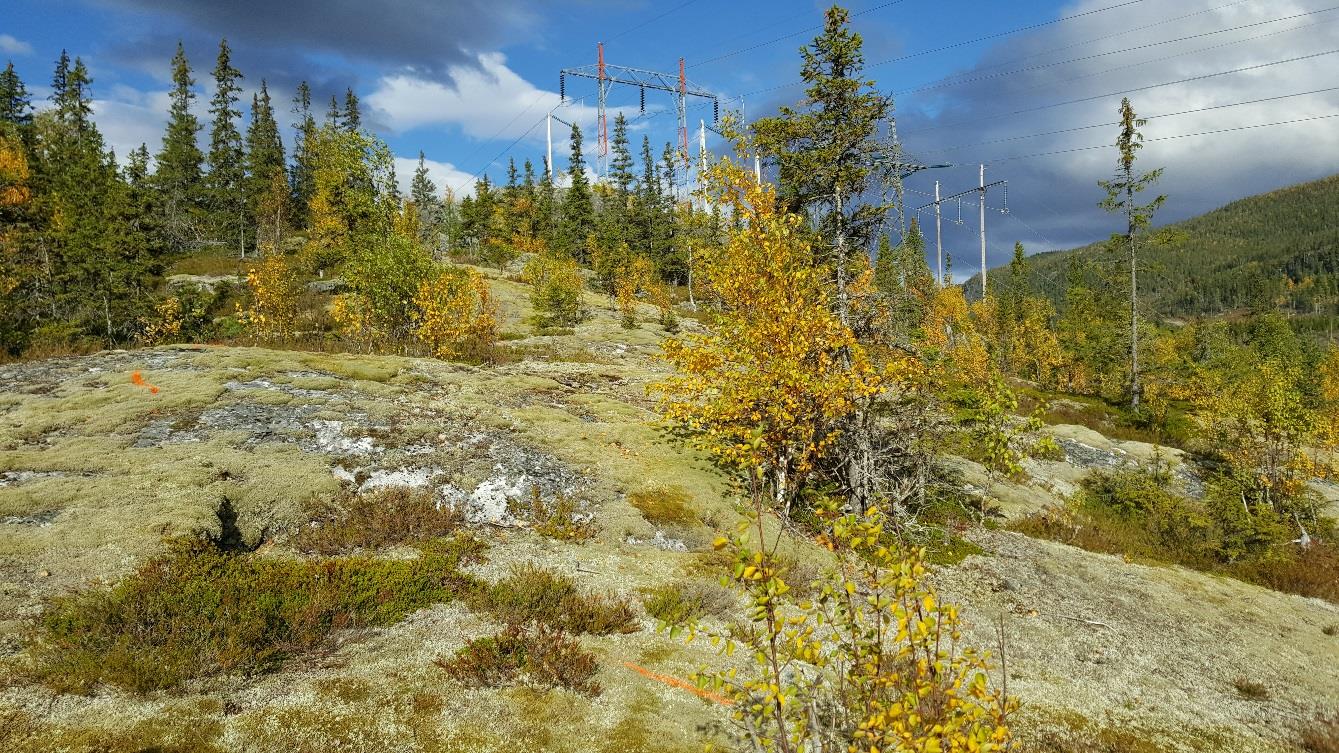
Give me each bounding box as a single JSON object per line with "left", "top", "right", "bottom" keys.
{"left": 155, "top": 42, "right": 205, "bottom": 253}
{"left": 609, "top": 113, "right": 634, "bottom": 197}
{"left": 291, "top": 81, "right": 317, "bottom": 221}
{"left": 1099, "top": 96, "right": 1166, "bottom": 410}
{"left": 0, "top": 62, "right": 32, "bottom": 127}
{"left": 326, "top": 95, "right": 341, "bottom": 125}
{"left": 535, "top": 156, "right": 557, "bottom": 246}
{"left": 245, "top": 80, "right": 287, "bottom": 248}
{"left": 410, "top": 151, "right": 442, "bottom": 249}
{"left": 559, "top": 123, "right": 595, "bottom": 261}
{"left": 342, "top": 88, "right": 361, "bottom": 132}
{"left": 205, "top": 38, "right": 247, "bottom": 253}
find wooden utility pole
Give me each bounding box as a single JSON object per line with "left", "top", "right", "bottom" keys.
{"left": 979, "top": 164, "right": 987, "bottom": 295}
{"left": 934, "top": 180, "right": 943, "bottom": 287}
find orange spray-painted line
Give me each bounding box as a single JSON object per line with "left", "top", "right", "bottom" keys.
{"left": 622, "top": 661, "right": 733, "bottom": 706}
{"left": 130, "top": 371, "right": 160, "bottom": 395}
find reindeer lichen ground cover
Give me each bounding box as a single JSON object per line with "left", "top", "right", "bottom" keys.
{"left": 0, "top": 277, "right": 1336, "bottom": 752}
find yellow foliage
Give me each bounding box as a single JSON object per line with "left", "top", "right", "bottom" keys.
{"left": 522, "top": 252, "right": 587, "bottom": 328}
{"left": 613, "top": 254, "right": 656, "bottom": 328}
{"left": 138, "top": 296, "right": 184, "bottom": 345}
{"left": 412, "top": 266, "right": 498, "bottom": 361}
{"left": 238, "top": 251, "right": 303, "bottom": 339}
{"left": 0, "top": 132, "right": 32, "bottom": 208}
{"left": 654, "top": 159, "right": 905, "bottom": 508}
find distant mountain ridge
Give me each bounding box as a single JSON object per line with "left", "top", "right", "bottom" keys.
{"left": 984, "top": 173, "right": 1339, "bottom": 327}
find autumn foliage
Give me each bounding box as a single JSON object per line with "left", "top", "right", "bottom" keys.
{"left": 413, "top": 266, "right": 497, "bottom": 361}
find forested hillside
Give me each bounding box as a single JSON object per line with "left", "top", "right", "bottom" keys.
{"left": 1007, "top": 173, "right": 1339, "bottom": 327}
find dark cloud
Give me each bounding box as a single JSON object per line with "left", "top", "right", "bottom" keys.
{"left": 87, "top": 0, "right": 536, "bottom": 81}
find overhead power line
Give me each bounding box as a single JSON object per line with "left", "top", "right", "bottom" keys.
{"left": 739, "top": 0, "right": 1150, "bottom": 98}
{"left": 900, "top": 47, "right": 1339, "bottom": 136}
{"left": 914, "top": 86, "right": 1339, "bottom": 155}
{"left": 605, "top": 0, "right": 702, "bottom": 43}
{"left": 688, "top": 0, "right": 912, "bottom": 69}
{"left": 966, "top": 112, "right": 1339, "bottom": 165}
{"left": 895, "top": 6, "right": 1339, "bottom": 97}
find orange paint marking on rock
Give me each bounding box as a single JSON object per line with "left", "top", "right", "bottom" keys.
{"left": 130, "top": 371, "right": 160, "bottom": 395}
{"left": 622, "top": 661, "right": 733, "bottom": 706}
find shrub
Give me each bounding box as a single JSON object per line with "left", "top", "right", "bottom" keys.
{"left": 293, "top": 487, "right": 463, "bottom": 555}
{"left": 1302, "top": 713, "right": 1339, "bottom": 753}
{"left": 513, "top": 487, "right": 595, "bottom": 542}
{"left": 1232, "top": 677, "right": 1269, "bottom": 700}
{"left": 413, "top": 265, "right": 498, "bottom": 362}
{"left": 641, "top": 582, "right": 733, "bottom": 625}
{"left": 33, "top": 534, "right": 482, "bottom": 693}
{"left": 239, "top": 252, "right": 303, "bottom": 339}
{"left": 476, "top": 563, "right": 637, "bottom": 635}
{"left": 435, "top": 623, "right": 601, "bottom": 695}
{"left": 523, "top": 253, "right": 587, "bottom": 329}
{"left": 627, "top": 485, "right": 696, "bottom": 528}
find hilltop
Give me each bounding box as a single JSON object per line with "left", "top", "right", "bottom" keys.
{"left": 2, "top": 269, "right": 1337, "bottom": 752}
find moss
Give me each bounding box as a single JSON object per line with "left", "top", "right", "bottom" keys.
{"left": 474, "top": 563, "right": 637, "bottom": 635}
{"left": 628, "top": 484, "right": 696, "bottom": 528}
{"left": 1, "top": 705, "right": 227, "bottom": 753}
{"left": 922, "top": 534, "right": 987, "bottom": 566}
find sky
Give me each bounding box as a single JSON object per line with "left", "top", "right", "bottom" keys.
{"left": 3, "top": 0, "right": 1338, "bottom": 279}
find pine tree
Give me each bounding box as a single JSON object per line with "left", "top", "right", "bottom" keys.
{"left": 291, "top": 81, "right": 317, "bottom": 221}
{"left": 154, "top": 42, "right": 205, "bottom": 253}
{"left": 410, "top": 151, "right": 442, "bottom": 249}
{"left": 1099, "top": 97, "right": 1166, "bottom": 410}
{"left": 245, "top": 80, "right": 287, "bottom": 248}
{"left": 559, "top": 123, "right": 595, "bottom": 261}
{"left": 205, "top": 38, "right": 247, "bottom": 253}
{"left": 0, "top": 62, "right": 32, "bottom": 127}
{"left": 342, "top": 88, "right": 361, "bottom": 132}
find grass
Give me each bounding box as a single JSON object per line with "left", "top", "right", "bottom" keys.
{"left": 475, "top": 563, "right": 638, "bottom": 635}
{"left": 32, "top": 533, "right": 484, "bottom": 693}
{"left": 292, "top": 486, "right": 463, "bottom": 555}
{"left": 628, "top": 484, "right": 696, "bottom": 528}
{"left": 512, "top": 487, "right": 596, "bottom": 542}
{"left": 435, "top": 623, "right": 602, "bottom": 695}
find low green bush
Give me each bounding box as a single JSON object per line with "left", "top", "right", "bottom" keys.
{"left": 293, "top": 486, "right": 463, "bottom": 555}
{"left": 475, "top": 563, "right": 637, "bottom": 635}
{"left": 435, "top": 623, "right": 601, "bottom": 695}
{"left": 641, "top": 582, "right": 733, "bottom": 625}
{"left": 34, "top": 534, "right": 483, "bottom": 693}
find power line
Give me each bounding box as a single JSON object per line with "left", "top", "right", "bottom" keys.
{"left": 688, "top": 0, "right": 912, "bottom": 69}
{"left": 900, "top": 47, "right": 1339, "bottom": 136}
{"left": 738, "top": 0, "right": 1149, "bottom": 98}
{"left": 895, "top": 6, "right": 1339, "bottom": 97}
{"left": 913, "top": 86, "right": 1339, "bottom": 155}
{"left": 604, "top": 0, "right": 702, "bottom": 43}
{"left": 964, "top": 112, "right": 1339, "bottom": 165}
{"left": 917, "top": 0, "right": 1255, "bottom": 92}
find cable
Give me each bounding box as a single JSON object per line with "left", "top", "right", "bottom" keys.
{"left": 605, "top": 0, "right": 702, "bottom": 44}
{"left": 917, "top": 0, "right": 1255, "bottom": 92}
{"left": 896, "top": 6, "right": 1339, "bottom": 97}
{"left": 900, "top": 48, "right": 1339, "bottom": 136}
{"left": 967, "top": 112, "right": 1339, "bottom": 165}
{"left": 738, "top": 0, "right": 1149, "bottom": 97}
{"left": 912, "top": 86, "right": 1339, "bottom": 155}
{"left": 688, "top": 0, "right": 912, "bottom": 69}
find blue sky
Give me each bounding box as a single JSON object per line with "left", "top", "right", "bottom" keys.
{"left": 4, "top": 0, "right": 1338, "bottom": 278}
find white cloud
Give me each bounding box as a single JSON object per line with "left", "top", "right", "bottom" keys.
{"left": 368, "top": 51, "right": 606, "bottom": 141}
{"left": 0, "top": 34, "right": 33, "bottom": 56}
{"left": 92, "top": 90, "right": 172, "bottom": 165}
{"left": 393, "top": 155, "right": 478, "bottom": 198}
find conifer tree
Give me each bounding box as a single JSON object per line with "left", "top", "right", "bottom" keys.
{"left": 291, "top": 81, "right": 317, "bottom": 221}
{"left": 410, "top": 151, "right": 442, "bottom": 248}
{"left": 535, "top": 156, "right": 557, "bottom": 246}
{"left": 559, "top": 122, "right": 595, "bottom": 261}
{"left": 609, "top": 113, "right": 634, "bottom": 197}
{"left": 205, "top": 39, "right": 247, "bottom": 253}
{"left": 342, "top": 88, "right": 361, "bottom": 132}
{"left": 245, "top": 80, "right": 287, "bottom": 247}
{"left": 0, "top": 62, "right": 32, "bottom": 127}
{"left": 326, "top": 95, "right": 341, "bottom": 125}
{"left": 155, "top": 42, "right": 205, "bottom": 253}
{"left": 1099, "top": 97, "right": 1166, "bottom": 410}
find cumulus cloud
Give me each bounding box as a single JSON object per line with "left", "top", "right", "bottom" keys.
{"left": 889, "top": 0, "right": 1339, "bottom": 275}
{"left": 393, "top": 155, "right": 478, "bottom": 198}
{"left": 0, "top": 34, "right": 34, "bottom": 56}
{"left": 368, "top": 52, "right": 602, "bottom": 141}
